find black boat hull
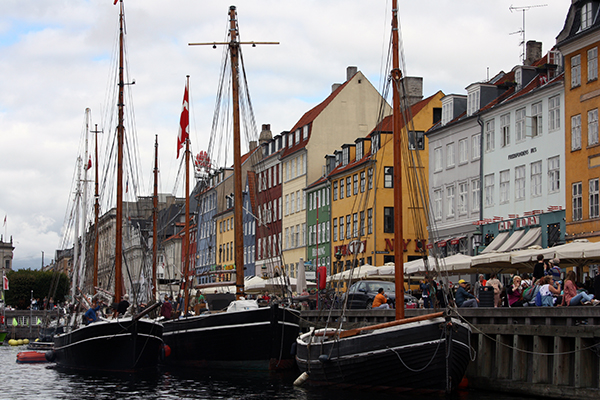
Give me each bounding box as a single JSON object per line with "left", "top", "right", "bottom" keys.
{"left": 295, "top": 316, "right": 472, "bottom": 391}
{"left": 52, "top": 318, "right": 163, "bottom": 373}
{"left": 162, "top": 305, "right": 300, "bottom": 370}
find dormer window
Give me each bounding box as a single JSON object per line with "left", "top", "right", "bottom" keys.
{"left": 441, "top": 100, "right": 453, "bottom": 125}
{"left": 356, "top": 141, "right": 363, "bottom": 160}
{"left": 372, "top": 133, "right": 380, "bottom": 153}
{"left": 295, "top": 128, "right": 301, "bottom": 144}
{"left": 342, "top": 147, "right": 349, "bottom": 166}
{"left": 581, "top": 2, "right": 593, "bottom": 31}
{"left": 466, "top": 86, "right": 480, "bottom": 116}
{"left": 515, "top": 68, "right": 522, "bottom": 90}
{"left": 335, "top": 151, "right": 341, "bottom": 166}
{"left": 302, "top": 125, "right": 309, "bottom": 141}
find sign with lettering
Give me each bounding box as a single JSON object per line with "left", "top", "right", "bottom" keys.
{"left": 516, "top": 216, "right": 539, "bottom": 228}
{"left": 498, "top": 220, "right": 514, "bottom": 231}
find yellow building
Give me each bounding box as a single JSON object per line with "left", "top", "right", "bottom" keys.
{"left": 557, "top": 1, "right": 600, "bottom": 241}
{"left": 214, "top": 210, "right": 235, "bottom": 282}
{"left": 329, "top": 90, "right": 444, "bottom": 276}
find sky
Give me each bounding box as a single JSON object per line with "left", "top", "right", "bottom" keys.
{"left": 0, "top": 0, "right": 571, "bottom": 270}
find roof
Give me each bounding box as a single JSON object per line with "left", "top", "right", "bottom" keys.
{"left": 556, "top": 0, "right": 600, "bottom": 48}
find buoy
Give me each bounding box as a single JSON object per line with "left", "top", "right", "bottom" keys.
{"left": 293, "top": 372, "right": 309, "bottom": 387}
{"left": 16, "top": 351, "right": 49, "bottom": 364}
{"left": 318, "top": 354, "right": 329, "bottom": 363}
{"left": 8, "top": 339, "right": 18, "bottom": 346}
{"left": 23, "top": 339, "right": 29, "bottom": 345}
{"left": 161, "top": 344, "right": 171, "bottom": 359}
{"left": 17, "top": 339, "right": 23, "bottom": 346}
{"left": 45, "top": 350, "right": 56, "bottom": 362}
{"left": 458, "top": 377, "right": 469, "bottom": 389}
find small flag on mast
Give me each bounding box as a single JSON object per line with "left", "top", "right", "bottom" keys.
{"left": 87, "top": 156, "right": 92, "bottom": 170}
{"left": 3, "top": 275, "right": 8, "bottom": 291}
{"left": 177, "top": 78, "right": 190, "bottom": 159}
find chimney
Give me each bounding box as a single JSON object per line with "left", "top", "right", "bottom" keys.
{"left": 332, "top": 83, "right": 342, "bottom": 93}
{"left": 524, "top": 41, "right": 542, "bottom": 66}
{"left": 249, "top": 140, "right": 257, "bottom": 151}
{"left": 400, "top": 76, "right": 423, "bottom": 106}
{"left": 346, "top": 66, "right": 358, "bottom": 81}
{"left": 258, "top": 123, "right": 272, "bottom": 145}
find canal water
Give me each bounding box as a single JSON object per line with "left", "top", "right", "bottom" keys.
{"left": 2, "top": 345, "right": 532, "bottom": 400}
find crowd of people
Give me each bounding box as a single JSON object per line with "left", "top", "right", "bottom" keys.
{"left": 451, "top": 256, "right": 600, "bottom": 308}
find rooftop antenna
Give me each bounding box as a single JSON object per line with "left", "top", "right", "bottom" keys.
{"left": 509, "top": 4, "right": 548, "bottom": 63}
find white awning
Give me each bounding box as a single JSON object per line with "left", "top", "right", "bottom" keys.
{"left": 480, "top": 231, "right": 510, "bottom": 254}
{"left": 496, "top": 230, "right": 526, "bottom": 252}
{"left": 512, "top": 227, "right": 542, "bottom": 251}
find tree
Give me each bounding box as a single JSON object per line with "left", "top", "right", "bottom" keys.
{"left": 5, "top": 269, "right": 69, "bottom": 310}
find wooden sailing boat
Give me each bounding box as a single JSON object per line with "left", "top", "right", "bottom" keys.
{"left": 160, "top": 6, "right": 300, "bottom": 371}
{"left": 49, "top": 0, "right": 163, "bottom": 373}
{"left": 294, "top": 1, "right": 472, "bottom": 392}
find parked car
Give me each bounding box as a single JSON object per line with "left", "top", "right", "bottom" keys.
{"left": 344, "top": 280, "right": 418, "bottom": 309}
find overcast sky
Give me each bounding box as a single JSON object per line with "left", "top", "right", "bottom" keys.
{"left": 0, "top": 0, "right": 570, "bottom": 270}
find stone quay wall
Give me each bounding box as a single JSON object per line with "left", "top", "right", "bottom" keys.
{"left": 300, "top": 308, "right": 600, "bottom": 399}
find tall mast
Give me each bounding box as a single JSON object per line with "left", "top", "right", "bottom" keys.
{"left": 229, "top": 6, "right": 245, "bottom": 300}
{"left": 82, "top": 108, "right": 90, "bottom": 292}
{"left": 152, "top": 135, "right": 158, "bottom": 301}
{"left": 391, "top": 0, "right": 405, "bottom": 320}
{"left": 71, "top": 156, "right": 82, "bottom": 302}
{"left": 114, "top": 0, "right": 125, "bottom": 303}
{"left": 183, "top": 76, "right": 191, "bottom": 312}
{"left": 92, "top": 123, "right": 101, "bottom": 292}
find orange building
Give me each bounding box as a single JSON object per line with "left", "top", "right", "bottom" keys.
{"left": 557, "top": 1, "right": 600, "bottom": 241}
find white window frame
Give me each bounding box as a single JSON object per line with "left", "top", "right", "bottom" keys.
{"left": 572, "top": 54, "right": 581, "bottom": 88}
{"left": 532, "top": 101, "right": 542, "bottom": 137}
{"left": 485, "top": 120, "right": 495, "bottom": 152}
{"left": 516, "top": 108, "right": 526, "bottom": 142}
{"left": 446, "top": 185, "right": 455, "bottom": 218}
{"left": 500, "top": 113, "right": 510, "bottom": 147}
{"left": 531, "top": 160, "right": 542, "bottom": 197}
{"left": 588, "top": 108, "right": 599, "bottom": 146}
{"left": 515, "top": 165, "right": 526, "bottom": 201}
{"left": 588, "top": 47, "right": 598, "bottom": 82}
{"left": 433, "top": 189, "right": 442, "bottom": 221}
{"left": 548, "top": 156, "right": 560, "bottom": 193}
{"left": 458, "top": 138, "right": 468, "bottom": 164}
{"left": 500, "top": 170, "right": 510, "bottom": 204}
{"left": 573, "top": 182, "right": 583, "bottom": 221}
{"left": 472, "top": 133, "right": 481, "bottom": 160}
{"left": 458, "top": 181, "right": 468, "bottom": 216}
{"left": 549, "top": 95, "right": 561, "bottom": 131}
{"left": 590, "top": 178, "right": 599, "bottom": 219}
{"left": 446, "top": 142, "right": 455, "bottom": 168}
{"left": 572, "top": 114, "right": 582, "bottom": 151}
{"left": 471, "top": 179, "right": 480, "bottom": 213}
{"left": 485, "top": 173, "right": 495, "bottom": 207}
{"left": 434, "top": 147, "right": 443, "bottom": 172}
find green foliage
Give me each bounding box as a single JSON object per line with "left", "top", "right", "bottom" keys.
{"left": 5, "top": 269, "right": 70, "bottom": 310}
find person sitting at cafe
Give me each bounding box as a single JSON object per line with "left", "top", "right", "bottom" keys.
{"left": 372, "top": 288, "right": 390, "bottom": 309}
{"left": 456, "top": 279, "right": 478, "bottom": 307}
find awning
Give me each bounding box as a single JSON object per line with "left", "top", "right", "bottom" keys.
{"left": 512, "top": 227, "right": 542, "bottom": 251}
{"left": 450, "top": 236, "right": 467, "bottom": 246}
{"left": 480, "top": 231, "right": 510, "bottom": 254}
{"left": 496, "top": 230, "right": 526, "bottom": 252}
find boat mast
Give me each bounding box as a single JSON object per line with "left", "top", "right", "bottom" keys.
{"left": 114, "top": 0, "right": 125, "bottom": 303}
{"left": 183, "top": 75, "right": 191, "bottom": 312}
{"left": 152, "top": 135, "right": 158, "bottom": 301}
{"left": 93, "top": 123, "right": 101, "bottom": 293}
{"left": 82, "top": 108, "right": 90, "bottom": 292}
{"left": 228, "top": 6, "right": 245, "bottom": 300}
{"left": 71, "top": 156, "right": 82, "bottom": 303}
{"left": 391, "top": 0, "right": 405, "bottom": 320}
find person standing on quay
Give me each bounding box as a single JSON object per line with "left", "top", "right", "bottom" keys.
{"left": 420, "top": 278, "right": 434, "bottom": 309}
{"left": 474, "top": 274, "right": 486, "bottom": 299}
{"left": 532, "top": 254, "right": 546, "bottom": 284}
{"left": 486, "top": 273, "right": 503, "bottom": 307}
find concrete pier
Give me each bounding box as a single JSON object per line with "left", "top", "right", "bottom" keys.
{"left": 300, "top": 307, "right": 600, "bottom": 399}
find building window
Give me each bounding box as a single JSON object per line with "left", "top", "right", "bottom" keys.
{"left": 333, "top": 218, "right": 338, "bottom": 241}
{"left": 589, "top": 47, "right": 598, "bottom": 82}
{"left": 408, "top": 131, "right": 425, "bottom": 150}
{"left": 467, "top": 88, "right": 480, "bottom": 116}
{"left": 339, "top": 216, "right": 344, "bottom": 240}
{"left": 290, "top": 193, "right": 295, "bottom": 214}
{"left": 434, "top": 147, "right": 443, "bottom": 171}
{"left": 516, "top": 108, "right": 526, "bottom": 142}
{"left": 459, "top": 138, "right": 468, "bottom": 164}
{"left": 548, "top": 156, "right": 560, "bottom": 193}
{"left": 549, "top": 95, "right": 561, "bottom": 131}
{"left": 356, "top": 141, "right": 363, "bottom": 160}
{"left": 346, "top": 215, "right": 351, "bottom": 239}
{"left": 500, "top": 113, "right": 510, "bottom": 147}
{"left": 353, "top": 174, "right": 358, "bottom": 195}
{"left": 372, "top": 134, "right": 379, "bottom": 153}
{"left": 340, "top": 179, "right": 344, "bottom": 199}
{"left": 434, "top": 189, "right": 442, "bottom": 220}
{"left": 572, "top": 54, "right": 581, "bottom": 88}
{"left": 472, "top": 133, "right": 481, "bottom": 160}
{"left": 446, "top": 143, "right": 455, "bottom": 168}
{"left": 367, "top": 208, "right": 373, "bottom": 234}
{"left": 581, "top": 2, "right": 593, "bottom": 30}
{"left": 352, "top": 213, "right": 358, "bottom": 237}
{"left": 346, "top": 177, "right": 351, "bottom": 197}
{"left": 485, "top": 120, "right": 495, "bottom": 152}
{"left": 500, "top": 170, "right": 510, "bottom": 204}
{"left": 442, "top": 101, "right": 452, "bottom": 125}
{"left": 471, "top": 179, "right": 480, "bottom": 212}
{"left": 360, "top": 171, "right": 366, "bottom": 193}
{"left": 573, "top": 182, "right": 583, "bottom": 221}
{"left": 515, "top": 165, "right": 526, "bottom": 201}
{"left": 384, "top": 167, "right": 393, "bottom": 188}
{"left": 590, "top": 178, "right": 599, "bottom": 218}
{"left": 458, "top": 182, "right": 468, "bottom": 215}
{"left": 333, "top": 181, "right": 338, "bottom": 201}
{"left": 572, "top": 114, "right": 582, "bottom": 150}
{"left": 532, "top": 101, "right": 542, "bottom": 137}
{"left": 446, "top": 185, "right": 455, "bottom": 218}
{"left": 367, "top": 168, "right": 373, "bottom": 189}
{"left": 588, "top": 108, "right": 599, "bottom": 146}
{"left": 485, "top": 173, "right": 495, "bottom": 207}
{"left": 383, "top": 207, "right": 394, "bottom": 233}
{"left": 531, "top": 160, "right": 542, "bottom": 197}
{"left": 360, "top": 211, "right": 365, "bottom": 236}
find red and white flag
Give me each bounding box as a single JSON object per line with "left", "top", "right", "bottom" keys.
{"left": 87, "top": 156, "right": 92, "bottom": 170}
{"left": 176, "top": 79, "right": 190, "bottom": 159}
{"left": 3, "top": 275, "right": 8, "bottom": 291}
